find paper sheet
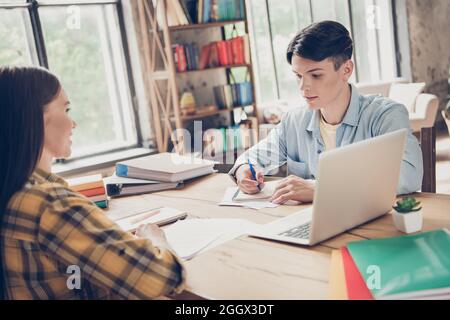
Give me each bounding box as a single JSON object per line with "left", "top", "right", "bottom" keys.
{"left": 163, "top": 219, "right": 258, "bottom": 260}
{"left": 218, "top": 186, "right": 279, "bottom": 210}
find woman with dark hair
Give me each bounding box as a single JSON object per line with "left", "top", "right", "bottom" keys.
{"left": 0, "top": 66, "right": 185, "bottom": 299}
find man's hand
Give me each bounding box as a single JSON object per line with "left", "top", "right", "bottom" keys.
{"left": 270, "top": 175, "right": 315, "bottom": 204}
{"left": 235, "top": 164, "right": 265, "bottom": 194}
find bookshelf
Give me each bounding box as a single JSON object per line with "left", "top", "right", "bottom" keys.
{"left": 137, "top": 0, "right": 258, "bottom": 156}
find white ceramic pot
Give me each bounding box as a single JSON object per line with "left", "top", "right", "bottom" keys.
{"left": 392, "top": 209, "right": 423, "bottom": 234}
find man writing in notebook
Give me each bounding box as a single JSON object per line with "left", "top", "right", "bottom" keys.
{"left": 229, "top": 21, "right": 423, "bottom": 204}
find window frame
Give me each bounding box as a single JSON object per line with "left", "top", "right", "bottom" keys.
{"left": 248, "top": 0, "right": 403, "bottom": 105}
{"left": 0, "top": 0, "right": 145, "bottom": 164}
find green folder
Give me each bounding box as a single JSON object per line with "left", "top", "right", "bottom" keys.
{"left": 95, "top": 200, "right": 108, "bottom": 209}
{"left": 347, "top": 229, "right": 450, "bottom": 299}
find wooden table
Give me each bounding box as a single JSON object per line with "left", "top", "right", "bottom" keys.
{"left": 105, "top": 173, "right": 450, "bottom": 300}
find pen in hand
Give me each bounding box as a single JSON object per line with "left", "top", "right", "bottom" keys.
{"left": 248, "top": 160, "right": 261, "bottom": 191}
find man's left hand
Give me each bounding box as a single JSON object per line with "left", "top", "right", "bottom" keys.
{"left": 271, "top": 175, "right": 315, "bottom": 204}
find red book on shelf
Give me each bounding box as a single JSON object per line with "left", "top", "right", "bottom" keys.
{"left": 79, "top": 186, "right": 106, "bottom": 197}
{"left": 176, "top": 45, "right": 187, "bottom": 72}
{"left": 216, "top": 40, "right": 230, "bottom": 66}
{"left": 208, "top": 42, "right": 219, "bottom": 67}
{"left": 341, "top": 247, "right": 374, "bottom": 300}
{"left": 172, "top": 45, "right": 179, "bottom": 71}
{"left": 231, "top": 36, "right": 244, "bottom": 65}
{"left": 199, "top": 44, "right": 211, "bottom": 69}
{"left": 226, "top": 39, "right": 233, "bottom": 66}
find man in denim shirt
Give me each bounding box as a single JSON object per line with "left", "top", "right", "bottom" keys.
{"left": 229, "top": 21, "right": 423, "bottom": 204}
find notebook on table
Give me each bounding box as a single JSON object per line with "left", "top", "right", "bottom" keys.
{"left": 116, "top": 153, "right": 216, "bottom": 182}
{"left": 347, "top": 228, "right": 450, "bottom": 300}
{"left": 67, "top": 174, "right": 104, "bottom": 192}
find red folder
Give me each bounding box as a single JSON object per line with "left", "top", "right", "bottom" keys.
{"left": 341, "top": 247, "right": 374, "bottom": 300}
{"left": 79, "top": 186, "right": 106, "bottom": 197}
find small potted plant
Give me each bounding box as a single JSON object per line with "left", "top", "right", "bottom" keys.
{"left": 392, "top": 197, "right": 423, "bottom": 234}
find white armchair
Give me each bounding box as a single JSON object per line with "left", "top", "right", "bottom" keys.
{"left": 355, "top": 79, "right": 439, "bottom": 132}
{"left": 409, "top": 93, "right": 439, "bottom": 131}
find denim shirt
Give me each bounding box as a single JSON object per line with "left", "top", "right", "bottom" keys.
{"left": 229, "top": 84, "right": 424, "bottom": 195}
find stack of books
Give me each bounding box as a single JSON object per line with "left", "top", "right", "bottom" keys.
{"left": 114, "top": 152, "right": 216, "bottom": 189}
{"left": 329, "top": 229, "right": 450, "bottom": 300}
{"left": 67, "top": 174, "right": 108, "bottom": 209}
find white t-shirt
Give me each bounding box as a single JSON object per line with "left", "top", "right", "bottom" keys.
{"left": 319, "top": 113, "right": 340, "bottom": 151}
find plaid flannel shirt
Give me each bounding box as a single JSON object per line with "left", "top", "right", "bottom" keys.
{"left": 1, "top": 168, "right": 185, "bottom": 299}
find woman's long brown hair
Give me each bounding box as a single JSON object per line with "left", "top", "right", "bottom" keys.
{"left": 0, "top": 65, "right": 61, "bottom": 299}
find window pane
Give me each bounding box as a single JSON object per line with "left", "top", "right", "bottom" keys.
{"left": 39, "top": 4, "right": 137, "bottom": 158}
{"left": 0, "top": 8, "right": 34, "bottom": 65}
{"left": 267, "top": 0, "right": 302, "bottom": 105}
{"left": 0, "top": 0, "right": 26, "bottom": 4}
{"left": 247, "top": 0, "right": 278, "bottom": 104}
{"left": 311, "top": 0, "right": 351, "bottom": 30}
{"left": 351, "top": 0, "right": 396, "bottom": 82}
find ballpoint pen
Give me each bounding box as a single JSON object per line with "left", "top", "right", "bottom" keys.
{"left": 248, "top": 160, "right": 261, "bottom": 191}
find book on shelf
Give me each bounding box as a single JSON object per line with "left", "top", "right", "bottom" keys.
{"left": 156, "top": 0, "right": 246, "bottom": 28}
{"left": 203, "top": 120, "right": 257, "bottom": 155}
{"left": 179, "top": 0, "right": 198, "bottom": 24}
{"left": 171, "top": 0, "right": 190, "bottom": 25}
{"left": 213, "top": 81, "right": 253, "bottom": 109}
{"left": 174, "top": 36, "right": 248, "bottom": 72}
{"left": 200, "top": 0, "right": 246, "bottom": 23}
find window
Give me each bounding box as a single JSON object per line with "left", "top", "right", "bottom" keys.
{"left": 0, "top": 5, "right": 36, "bottom": 65}
{"left": 0, "top": 0, "right": 139, "bottom": 160}
{"left": 248, "top": 0, "right": 399, "bottom": 106}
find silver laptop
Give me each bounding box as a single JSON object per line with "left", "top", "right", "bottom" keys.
{"left": 249, "top": 129, "right": 408, "bottom": 246}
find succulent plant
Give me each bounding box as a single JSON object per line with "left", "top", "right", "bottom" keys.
{"left": 393, "top": 197, "right": 422, "bottom": 214}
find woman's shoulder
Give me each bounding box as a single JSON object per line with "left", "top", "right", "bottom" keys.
{"left": 6, "top": 172, "right": 90, "bottom": 220}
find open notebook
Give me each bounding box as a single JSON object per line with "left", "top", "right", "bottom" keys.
{"left": 232, "top": 180, "right": 279, "bottom": 201}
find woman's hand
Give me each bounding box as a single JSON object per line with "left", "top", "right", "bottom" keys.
{"left": 270, "top": 175, "right": 315, "bottom": 204}
{"left": 135, "top": 224, "right": 171, "bottom": 249}
{"left": 235, "top": 164, "right": 265, "bottom": 194}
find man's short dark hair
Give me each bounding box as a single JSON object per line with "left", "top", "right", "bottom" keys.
{"left": 286, "top": 20, "right": 353, "bottom": 70}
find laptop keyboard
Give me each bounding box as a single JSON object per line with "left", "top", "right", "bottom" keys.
{"left": 278, "top": 222, "right": 311, "bottom": 239}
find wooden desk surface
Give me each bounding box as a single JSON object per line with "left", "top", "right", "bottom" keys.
{"left": 105, "top": 173, "right": 450, "bottom": 300}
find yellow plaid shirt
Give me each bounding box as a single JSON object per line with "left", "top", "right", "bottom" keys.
{"left": 1, "top": 168, "right": 185, "bottom": 299}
